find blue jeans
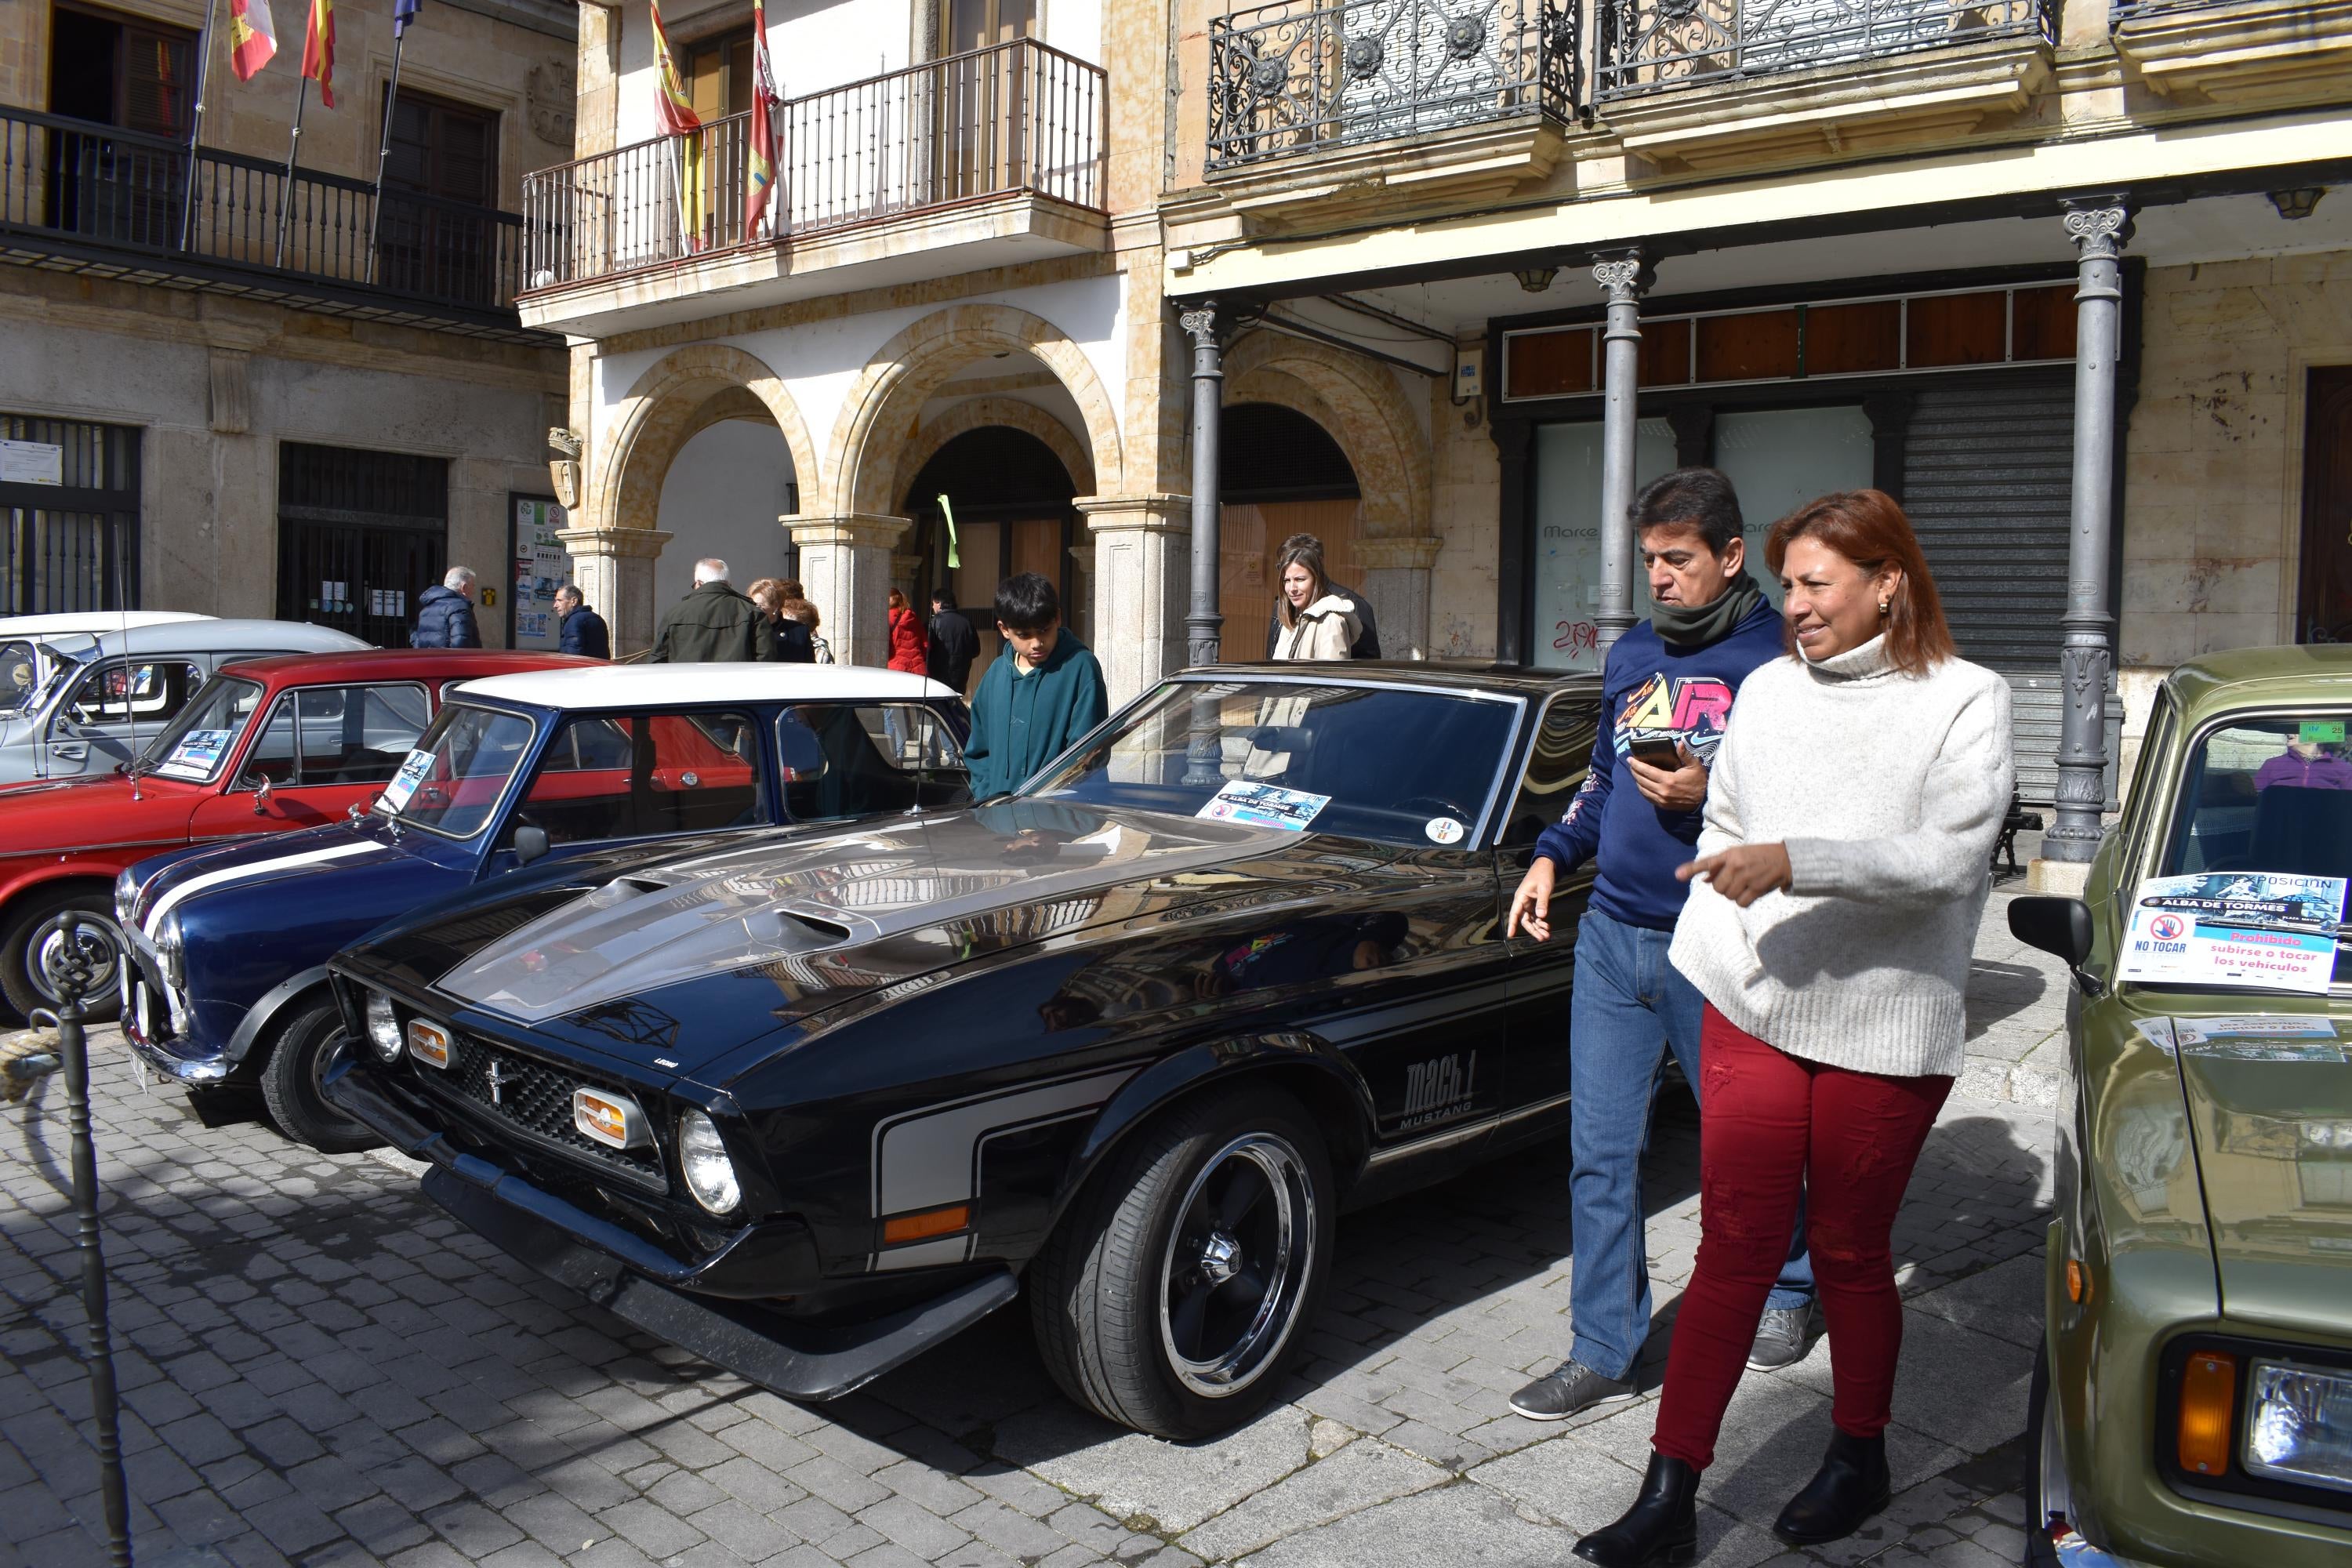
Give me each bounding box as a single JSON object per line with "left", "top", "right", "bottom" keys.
{"left": 1566, "top": 909, "right": 1814, "bottom": 1381}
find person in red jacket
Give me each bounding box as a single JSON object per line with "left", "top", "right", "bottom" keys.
{"left": 887, "top": 590, "right": 928, "bottom": 676}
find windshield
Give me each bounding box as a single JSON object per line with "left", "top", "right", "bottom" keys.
{"left": 0, "top": 639, "right": 45, "bottom": 714}
{"left": 380, "top": 703, "right": 537, "bottom": 838}
{"left": 138, "top": 675, "right": 267, "bottom": 781}
{"left": 2161, "top": 711, "right": 2352, "bottom": 984}
{"left": 1021, "top": 678, "right": 1519, "bottom": 848}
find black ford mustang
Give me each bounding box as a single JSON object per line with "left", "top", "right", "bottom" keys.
{"left": 325, "top": 666, "right": 1601, "bottom": 1437}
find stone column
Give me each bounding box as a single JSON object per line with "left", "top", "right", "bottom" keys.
{"left": 1077, "top": 494, "right": 1189, "bottom": 708}
{"left": 2038, "top": 200, "right": 2134, "bottom": 887}
{"left": 1067, "top": 536, "right": 1097, "bottom": 646}
{"left": 556, "top": 527, "right": 673, "bottom": 657}
{"left": 789, "top": 514, "right": 910, "bottom": 668}
{"left": 1356, "top": 535, "right": 1445, "bottom": 660}
{"left": 1592, "top": 249, "right": 1656, "bottom": 655}
{"left": 1181, "top": 303, "right": 1225, "bottom": 666}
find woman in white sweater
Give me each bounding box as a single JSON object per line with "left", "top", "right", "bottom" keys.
{"left": 1269, "top": 541, "right": 1359, "bottom": 662}
{"left": 1573, "top": 491, "right": 2013, "bottom": 1568}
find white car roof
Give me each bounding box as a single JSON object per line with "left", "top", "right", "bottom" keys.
{"left": 454, "top": 663, "right": 961, "bottom": 710}
{"left": 0, "top": 612, "right": 211, "bottom": 637}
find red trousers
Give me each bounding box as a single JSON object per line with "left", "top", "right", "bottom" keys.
{"left": 1651, "top": 1004, "right": 1952, "bottom": 1471}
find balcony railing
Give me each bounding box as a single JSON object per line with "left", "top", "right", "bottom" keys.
{"left": 1594, "top": 0, "right": 2055, "bottom": 101}
{"left": 2108, "top": 0, "right": 2242, "bottom": 17}
{"left": 522, "top": 38, "right": 1106, "bottom": 291}
{"left": 0, "top": 103, "right": 527, "bottom": 318}
{"left": 1207, "top": 0, "right": 1581, "bottom": 172}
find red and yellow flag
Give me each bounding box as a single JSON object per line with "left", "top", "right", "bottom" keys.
{"left": 299, "top": 0, "right": 335, "bottom": 107}
{"left": 745, "top": 0, "right": 779, "bottom": 238}
{"left": 228, "top": 0, "right": 278, "bottom": 81}
{"left": 648, "top": 0, "right": 699, "bottom": 137}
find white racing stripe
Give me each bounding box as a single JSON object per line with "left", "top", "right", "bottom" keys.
{"left": 143, "top": 839, "right": 384, "bottom": 935}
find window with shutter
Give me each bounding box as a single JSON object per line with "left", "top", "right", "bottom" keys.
{"left": 375, "top": 89, "right": 499, "bottom": 303}
{"left": 46, "top": 5, "right": 195, "bottom": 136}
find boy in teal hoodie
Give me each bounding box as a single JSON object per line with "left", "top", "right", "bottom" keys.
{"left": 963, "top": 572, "right": 1108, "bottom": 800}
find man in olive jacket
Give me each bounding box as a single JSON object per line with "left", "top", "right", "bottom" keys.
{"left": 964, "top": 573, "right": 1107, "bottom": 800}
{"left": 652, "top": 558, "right": 776, "bottom": 663}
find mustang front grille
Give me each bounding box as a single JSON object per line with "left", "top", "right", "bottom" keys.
{"left": 425, "top": 1033, "right": 667, "bottom": 1191}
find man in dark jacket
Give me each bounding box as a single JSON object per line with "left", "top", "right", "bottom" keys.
{"left": 1261, "top": 533, "right": 1379, "bottom": 660}
{"left": 411, "top": 568, "right": 484, "bottom": 649}
{"left": 553, "top": 585, "right": 610, "bottom": 659}
{"left": 653, "top": 558, "right": 775, "bottom": 662}
{"left": 927, "top": 588, "right": 979, "bottom": 693}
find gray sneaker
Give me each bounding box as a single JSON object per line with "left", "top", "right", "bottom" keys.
{"left": 1748, "top": 1305, "right": 1813, "bottom": 1371}
{"left": 1509, "top": 1359, "right": 1638, "bottom": 1421}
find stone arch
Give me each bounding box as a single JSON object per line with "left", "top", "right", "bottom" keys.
{"left": 1225, "top": 330, "right": 1430, "bottom": 539}
{"left": 585, "top": 343, "right": 822, "bottom": 535}
{"left": 893, "top": 396, "right": 1096, "bottom": 510}
{"left": 827, "top": 303, "right": 1123, "bottom": 518}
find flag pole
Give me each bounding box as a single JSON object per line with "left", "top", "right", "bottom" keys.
{"left": 272, "top": 74, "right": 309, "bottom": 269}
{"left": 362, "top": 26, "right": 408, "bottom": 285}
{"left": 179, "top": 0, "right": 222, "bottom": 251}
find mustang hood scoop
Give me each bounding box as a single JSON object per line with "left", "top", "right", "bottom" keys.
{"left": 435, "top": 804, "right": 1288, "bottom": 1024}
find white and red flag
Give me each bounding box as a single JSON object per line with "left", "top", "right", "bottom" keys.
{"left": 228, "top": 0, "right": 278, "bottom": 80}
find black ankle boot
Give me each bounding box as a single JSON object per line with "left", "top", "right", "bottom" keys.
{"left": 1772, "top": 1429, "right": 1890, "bottom": 1546}
{"left": 1572, "top": 1451, "right": 1699, "bottom": 1567}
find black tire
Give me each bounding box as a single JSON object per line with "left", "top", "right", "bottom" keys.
{"left": 256, "top": 995, "right": 382, "bottom": 1154}
{"left": 1029, "top": 1084, "right": 1333, "bottom": 1439}
{"left": 0, "top": 887, "right": 124, "bottom": 1023}
{"left": 2024, "top": 1341, "right": 2060, "bottom": 1566}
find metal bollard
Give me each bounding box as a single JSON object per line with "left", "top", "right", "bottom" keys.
{"left": 53, "top": 913, "right": 134, "bottom": 1567}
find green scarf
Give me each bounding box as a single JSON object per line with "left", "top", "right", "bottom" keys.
{"left": 1650, "top": 569, "right": 1767, "bottom": 652}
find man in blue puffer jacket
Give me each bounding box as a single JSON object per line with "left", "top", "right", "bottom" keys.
{"left": 410, "top": 567, "right": 484, "bottom": 648}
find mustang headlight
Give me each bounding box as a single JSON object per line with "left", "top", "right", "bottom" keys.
{"left": 2246, "top": 1358, "right": 2352, "bottom": 1494}
{"left": 363, "top": 993, "right": 402, "bottom": 1064}
{"left": 677, "top": 1109, "right": 741, "bottom": 1215}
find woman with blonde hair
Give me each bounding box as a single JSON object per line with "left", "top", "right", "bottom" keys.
{"left": 1574, "top": 490, "right": 2013, "bottom": 1566}
{"left": 1269, "top": 540, "right": 1359, "bottom": 662}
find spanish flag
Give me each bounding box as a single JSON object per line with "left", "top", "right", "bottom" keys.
{"left": 649, "top": 0, "right": 699, "bottom": 137}
{"left": 745, "top": 0, "right": 779, "bottom": 238}
{"left": 228, "top": 0, "right": 278, "bottom": 81}
{"left": 300, "top": 0, "right": 335, "bottom": 107}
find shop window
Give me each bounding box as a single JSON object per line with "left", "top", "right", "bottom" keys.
{"left": 1529, "top": 419, "right": 1676, "bottom": 673}
{"left": 1711, "top": 406, "right": 1875, "bottom": 600}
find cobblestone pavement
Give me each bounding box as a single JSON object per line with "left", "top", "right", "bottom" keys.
{"left": 3, "top": 895, "right": 2063, "bottom": 1568}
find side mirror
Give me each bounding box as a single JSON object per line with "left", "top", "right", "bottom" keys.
{"left": 779, "top": 722, "right": 828, "bottom": 781}
{"left": 513, "top": 824, "right": 550, "bottom": 866}
{"left": 2010, "top": 895, "right": 2100, "bottom": 995}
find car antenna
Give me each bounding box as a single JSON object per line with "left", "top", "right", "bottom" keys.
{"left": 120, "top": 582, "right": 140, "bottom": 803}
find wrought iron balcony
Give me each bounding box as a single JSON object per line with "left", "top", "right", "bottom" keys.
{"left": 0, "top": 103, "right": 530, "bottom": 336}
{"left": 1207, "top": 0, "right": 1581, "bottom": 172}
{"left": 1594, "top": 0, "right": 2056, "bottom": 101}
{"left": 521, "top": 38, "right": 1105, "bottom": 291}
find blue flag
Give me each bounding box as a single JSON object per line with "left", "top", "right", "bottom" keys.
{"left": 393, "top": 0, "right": 420, "bottom": 36}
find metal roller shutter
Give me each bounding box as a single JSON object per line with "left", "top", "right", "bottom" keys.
{"left": 1899, "top": 375, "right": 2088, "bottom": 804}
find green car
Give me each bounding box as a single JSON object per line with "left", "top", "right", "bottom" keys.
{"left": 2012, "top": 647, "right": 2352, "bottom": 1567}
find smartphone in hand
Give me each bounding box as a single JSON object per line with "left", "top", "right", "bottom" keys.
{"left": 1627, "top": 735, "right": 1684, "bottom": 771}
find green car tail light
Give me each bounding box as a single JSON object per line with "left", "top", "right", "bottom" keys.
{"left": 2246, "top": 1358, "right": 2352, "bottom": 1494}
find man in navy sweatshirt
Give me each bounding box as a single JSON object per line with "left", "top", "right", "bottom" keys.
{"left": 1504, "top": 467, "right": 1817, "bottom": 1422}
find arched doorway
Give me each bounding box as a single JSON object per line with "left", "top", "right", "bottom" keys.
{"left": 902, "top": 424, "right": 1080, "bottom": 694}
{"left": 655, "top": 415, "right": 800, "bottom": 610}
{"left": 1221, "top": 403, "right": 1362, "bottom": 658}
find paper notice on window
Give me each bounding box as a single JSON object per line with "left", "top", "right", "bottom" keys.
{"left": 155, "top": 728, "right": 232, "bottom": 781}
{"left": 0, "top": 441, "right": 63, "bottom": 485}
{"left": 2118, "top": 873, "right": 2348, "bottom": 994}
{"left": 1196, "top": 779, "right": 1330, "bottom": 833}
{"left": 379, "top": 749, "right": 432, "bottom": 813}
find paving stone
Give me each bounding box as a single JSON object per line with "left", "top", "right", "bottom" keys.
{"left": 1179, "top": 1437, "right": 1448, "bottom": 1560}
{"left": 1233, "top": 1483, "right": 1583, "bottom": 1566}
{"left": 996, "top": 1404, "right": 1312, "bottom": 1534}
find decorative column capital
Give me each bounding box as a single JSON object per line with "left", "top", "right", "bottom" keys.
{"left": 2061, "top": 199, "right": 2136, "bottom": 259}
{"left": 1355, "top": 535, "right": 1445, "bottom": 572}
{"left": 1178, "top": 302, "right": 1223, "bottom": 347}
{"left": 554, "top": 525, "right": 673, "bottom": 561}
{"left": 787, "top": 514, "right": 912, "bottom": 550}
{"left": 1590, "top": 249, "right": 1655, "bottom": 303}
{"left": 1076, "top": 493, "right": 1192, "bottom": 535}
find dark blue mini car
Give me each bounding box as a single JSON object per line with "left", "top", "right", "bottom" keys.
{"left": 118, "top": 664, "right": 969, "bottom": 1151}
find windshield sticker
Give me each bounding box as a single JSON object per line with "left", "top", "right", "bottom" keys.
{"left": 2169, "top": 1016, "right": 2347, "bottom": 1063}
{"left": 154, "top": 728, "right": 232, "bottom": 781}
{"left": 2301, "top": 720, "right": 2347, "bottom": 746}
{"left": 1197, "top": 780, "right": 1330, "bottom": 833}
{"left": 2118, "top": 873, "right": 2348, "bottom": 995}
{"left": 378, "top": 749, "right": 433, "bottom": 813}
{"left": 1425, "top": 816, "right": 1465, "bottom": 845}
{"left": 2172, "top": 1015, "right": 2338, "bottom": 1044}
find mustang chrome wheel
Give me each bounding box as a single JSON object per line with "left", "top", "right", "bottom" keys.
{"left": 1158, "top": 1132, "right": 1316, "bottom": 1398}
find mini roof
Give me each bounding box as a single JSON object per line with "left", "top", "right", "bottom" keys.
{"left": 454, "top": 663, "right": 960, "bottom": 710}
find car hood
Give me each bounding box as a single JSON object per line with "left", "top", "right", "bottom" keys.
{"left": 127, "top": 816, "right": 418, "bottom": 936}
{"left": 0, "top": 773, "right": 200, "bottom": 855}
{"left": 435, "top": 799, "right": 1301, "bottom": 1031}
{"left": 2167, "top": 1010, "right": 2352, "bottom": 1340}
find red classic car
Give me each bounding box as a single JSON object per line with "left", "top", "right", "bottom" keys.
{"left": 0, "top": 648, "right": 588, "bottom": 1020}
